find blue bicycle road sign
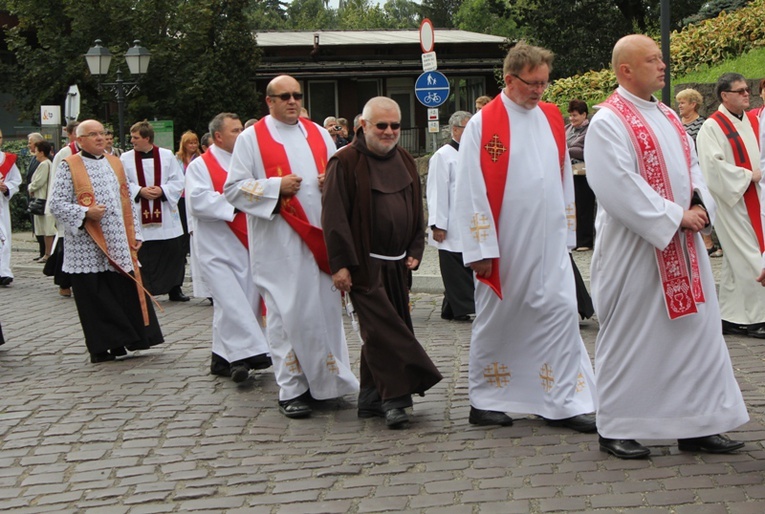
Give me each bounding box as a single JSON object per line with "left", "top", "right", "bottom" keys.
{"left": 415, "top": 71, "right": 449, "bottom": 108}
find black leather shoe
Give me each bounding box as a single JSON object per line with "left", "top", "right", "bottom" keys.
{"left": 358, "top": 405, "right": 385, "bottom": 418}
{"left": 722, "top": 320, "right": 748, "bottom": 336}
{"left": 110, "top": 346, "right": 127, "bottom": 357}
{"left": 747, "top": 325, "right": 765, "bottom": 339}
{"left": 126, "top": 343, "right": 151, "bottom": 351}
{"left": 599, "top": 436, "right": 650, "bottom": 459}
{"left": 246, "top": 353, "right": 272, "bottom": 370}
{"left": 169, "top": 287, "right": 190, "bottom": 302}
{"left": 210, "top": 354, "right": 231, "bottom": 377}
{"left": 469, "top": 407, "right": 513, "bottom": 426}
{"left": 384, "top": 408, "right": 409, "bottom": 428}
{"left": 545, "top": 413, "right": 597, "bottom": 433}
{"left": 278, "top": 398, "right": 312, "bottom": 419}
{"left": 90, "top": 352, "right": 116, "bottom": 363}
{"left": 678, "top": 434, "right": 745, "bottom": 453}
{"left": 230, "top": 362, "right": 250, "bottom": 383}
{"left": 0, "top": 277, "right": 13, "bottom": 286}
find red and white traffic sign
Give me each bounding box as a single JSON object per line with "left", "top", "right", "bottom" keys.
{"left": 419, "top": 18, "right": 435, "bottom": 54}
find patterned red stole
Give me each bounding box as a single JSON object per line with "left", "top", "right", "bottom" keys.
{"left": 601, "top": 91, "right": 705, "bottom": 320}
{"left": 134, "top": 146, "right": 163, "bottom": 225}
{"left": 201, "top": 150, "right": 248, "bottom": 249}
{"left": 68, "top": 142, "right": 80, "bottom": 155}
{"left": 708, "top": 110, "right": 764, "bottom": 253}
{"left": 253, "top": 118, "right": 331, "bottom": 274}
{"left": 0, "top": 153, "right": 17, "bottom": 179}
{"left": 478, "top": 96, "right": 567, "bottom": 298}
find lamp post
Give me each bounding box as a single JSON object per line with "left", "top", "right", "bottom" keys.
{"left": 84, "top": 39, "right": 151, "bottom": 148}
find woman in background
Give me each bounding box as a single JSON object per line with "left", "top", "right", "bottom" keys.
{"left": 28, "top": 141, "right": 55, "bottom": 263}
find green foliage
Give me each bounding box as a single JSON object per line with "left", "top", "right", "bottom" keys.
{"left": 670, "top": 0, "right": 765, "bottom": 77}
{"left": 543, "top": 69, "right": 617, "bottom": 112}
{"left": 673, "top": 47, "right": 765, "bottom": 84}
{"left": 454, "top": 0, "right": 519, "bottom": 38}
{"left": 682, "top": 0, "right": 752, "bottom": 25}
{"left": 1, "top": 0, "right": 261, "bottom": 143}
{"left": 1, "top": 140, "right": 32, "bottom": 232}
{"left": 422, "top": 0, "right": 464, "bottom": 29}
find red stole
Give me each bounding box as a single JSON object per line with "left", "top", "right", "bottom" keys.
{"left": 601, "top": 91, "right": 705, "bottom": 320}
{"left": 708, "top": 110, "right": 764, "bottom": 253}
{"left": 135, "top": 146, "right": 163, "bottom": 225}
{"left": 201, "top": 150, "right": 248, "bottom": 249}
{"left": 477, "top": 96, "right": 567, "bottom": 298}
{"left": 68, "top": 142, "right": 80, "bottom": 155}
{"left": 0, "top": 153, "right": 17, "bottom": 179}
{"left": 253, "top": 118, "right": 331, "bottom": 274}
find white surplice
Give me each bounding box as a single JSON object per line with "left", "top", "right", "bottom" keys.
{"left": 0, "top": 152, "right": 21, "bottom": 278}
{"left": 584, "top": 87, "right": 748, "bottom": 439}
{"left": 697, "top": 105, "right": 765, "bottom": 325}
{"left": 454, "top": 93, "right": 596, "bottom": 419}
{"left": 426, "top": 142, "right": 464, "bottom": 252}
{"left": 121, "top": 147, "right": 184, "bottom": 241}
{"left": 224, "top": 116, "right": 359, "bottom": 401}
{"left": 185, "top": 145, "right": 269, "bottom": 363}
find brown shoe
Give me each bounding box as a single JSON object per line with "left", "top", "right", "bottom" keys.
{"left": 59, "top": 288, "right": 72, "bottom": 297}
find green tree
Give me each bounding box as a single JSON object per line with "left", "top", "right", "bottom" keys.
{"left": 454, "top": 0, "right": 519, "bottom": 38}
{"left": 383, "top": 0, "right": 423, "bottom": 29}
{"left": 1, "top": 0, "right": 261, "bottom": 145}
{"left": 421, "top": 0, "right": 464, "bottom": 28}
{"left": 286, "top": 0, "right": 337, "bottom": 29}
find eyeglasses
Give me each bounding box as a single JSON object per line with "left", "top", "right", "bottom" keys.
{"left": 373, "top": 122, "right": 401, "bottom": 131}
{"left": 269, "top": 92, "right": 303, "bottom": 101}
{"left": 724, "top": 87, "right": 751, "bottom": 95}
{"left": 512, "top": 73, "right": 549, "bottom": 90}
{"left": 83, "top": 131, "right": 106, "bottom": 138}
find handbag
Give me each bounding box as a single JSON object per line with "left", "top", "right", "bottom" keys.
{"left": 571, "top": 161, "right": 586, "bottom": 176}
{"left": 27, "top": 198, "right": 46, "bottom": 215}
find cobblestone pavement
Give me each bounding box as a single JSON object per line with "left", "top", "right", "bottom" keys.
{"left": 0, "top": 235, "right": 763, "bottom": 513}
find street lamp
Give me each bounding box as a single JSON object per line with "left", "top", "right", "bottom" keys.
{"left": 84, "top": 39, "right": 151, "bottom": 148}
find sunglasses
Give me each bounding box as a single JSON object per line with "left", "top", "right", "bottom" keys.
{"left": 724, "top": 87, "right": 751, "bottom": 95}
{"left": 269, "top": 92, "right": 303, "bottom": 101}
{"left": 373, "top": 122, "right": 401, "bottom": 130}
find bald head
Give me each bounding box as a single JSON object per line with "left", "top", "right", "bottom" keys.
{"left": 266, "top": 75, "right": 302, "bottom": 125}
{"left": 611, "top": 34, "right": 665, "bottom": 100}
{"left": 361, "top": 97, "right": 400, "bottom": 121}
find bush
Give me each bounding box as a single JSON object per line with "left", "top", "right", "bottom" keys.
{"left": 2, "top": 140, "right": 32, "bottom": 232}
{"left": 543, "top": 69, "right": 618, "bottom": 113}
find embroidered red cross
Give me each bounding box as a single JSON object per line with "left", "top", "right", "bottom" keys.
{"left": 484, "top": 134, "right": 507, "bottom": 163}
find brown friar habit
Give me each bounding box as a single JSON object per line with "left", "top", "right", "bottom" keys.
{"left": 322, "top": 135, "right": 442, "bottom": 410}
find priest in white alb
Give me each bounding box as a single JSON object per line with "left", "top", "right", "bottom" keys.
{"left": 697, "top": 73, "right": 765, "bottom": 338}
{"left": 121, "top": 121, "right": 188, "bottom": 302}
{"left": 584, "top": 35, "right": 748, "bottom": 459}
{"left": 185, "top": 112, "right": 272, "bottom": 383}
{"left": 454, "top": 42, "right": 597, "bottom": 432}
{"left": 224, "top": 75, "right": 359, "bottom": 419}
{"left": 0, "top": 129, "right": 21, "bottom": 286}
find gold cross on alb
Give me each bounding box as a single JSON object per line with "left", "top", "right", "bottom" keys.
{"left": 326, "top": 353, "right": 339, "bottom": 375}
{"left": 470, "top": 214, "right": 491, "bottom": 242}
{"left": 483, "top": 362, "right": 511, "bottom": 388}
{"left": 241, "top": 181, "right": 265, "bottom": 202}
{"left": 566, "top": 204, "right": 577, "bottom": 232}
{"left": 285, "top": 350, "right": 302, "bottom": 374}
{"left": 483, "top": 134, "right": 507, "bottom": 163}
{"left": 539, "top": 363, "right": 555, "bottom": 392}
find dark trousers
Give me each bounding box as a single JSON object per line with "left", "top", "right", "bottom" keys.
{"left": 574, "top": 175, "right": 596, "bottom": 248}
{"left": 438, "top": 249, "right": 475, "bottom": 319}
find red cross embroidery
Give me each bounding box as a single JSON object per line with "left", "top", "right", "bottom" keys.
{"left": 484, "top": 134, "right": 507, "bottom": 163}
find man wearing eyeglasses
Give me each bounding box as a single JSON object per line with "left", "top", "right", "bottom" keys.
{"left": 426, "top": 110, "right": 475, "bottom": 322}
{"left": 585, "top": 36, "right": 747, "bottom": 459}
{"left": 322, "top": 96, "right": 442, "bottom": 429}
{"left": 49, "top": 120, "right": 164, "bottom": 363}
{"left": 698, "top": 73, "right": 765, "bottom": 339}
{"left": 225, "top": 74, "right": 359, "bottom": 420}
{"left": 453, "top": 42, "right": 597, "bottom": 432}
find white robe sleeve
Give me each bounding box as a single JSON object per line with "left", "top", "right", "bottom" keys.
{"left": 584, "top": 109, "right": 684, "bottom": 251}
{"left": 121, "top": 151, "right": 143, "bottom": 201}
{"left": 2, "top": 162, "right": 21, "bottom": 199}
{"left": 454, "top": 112, "right": 501, "bottom": 265}
{"left": 697, "top": 117, "right": 752, "bottom": 209}
{"left": 426, "top": 148, "right": 451, "bottom": 232}
{"left": 224, "top": 126, "right": 282, "bottom": 219}
{"left": 561, "top": 150, "right": 576, "bottom": 250}
{"left": 158, "top": 149, "right": 184, "bottom": 209}
{"left": 186, "top": 158, "right": 235, "bottom": 222}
